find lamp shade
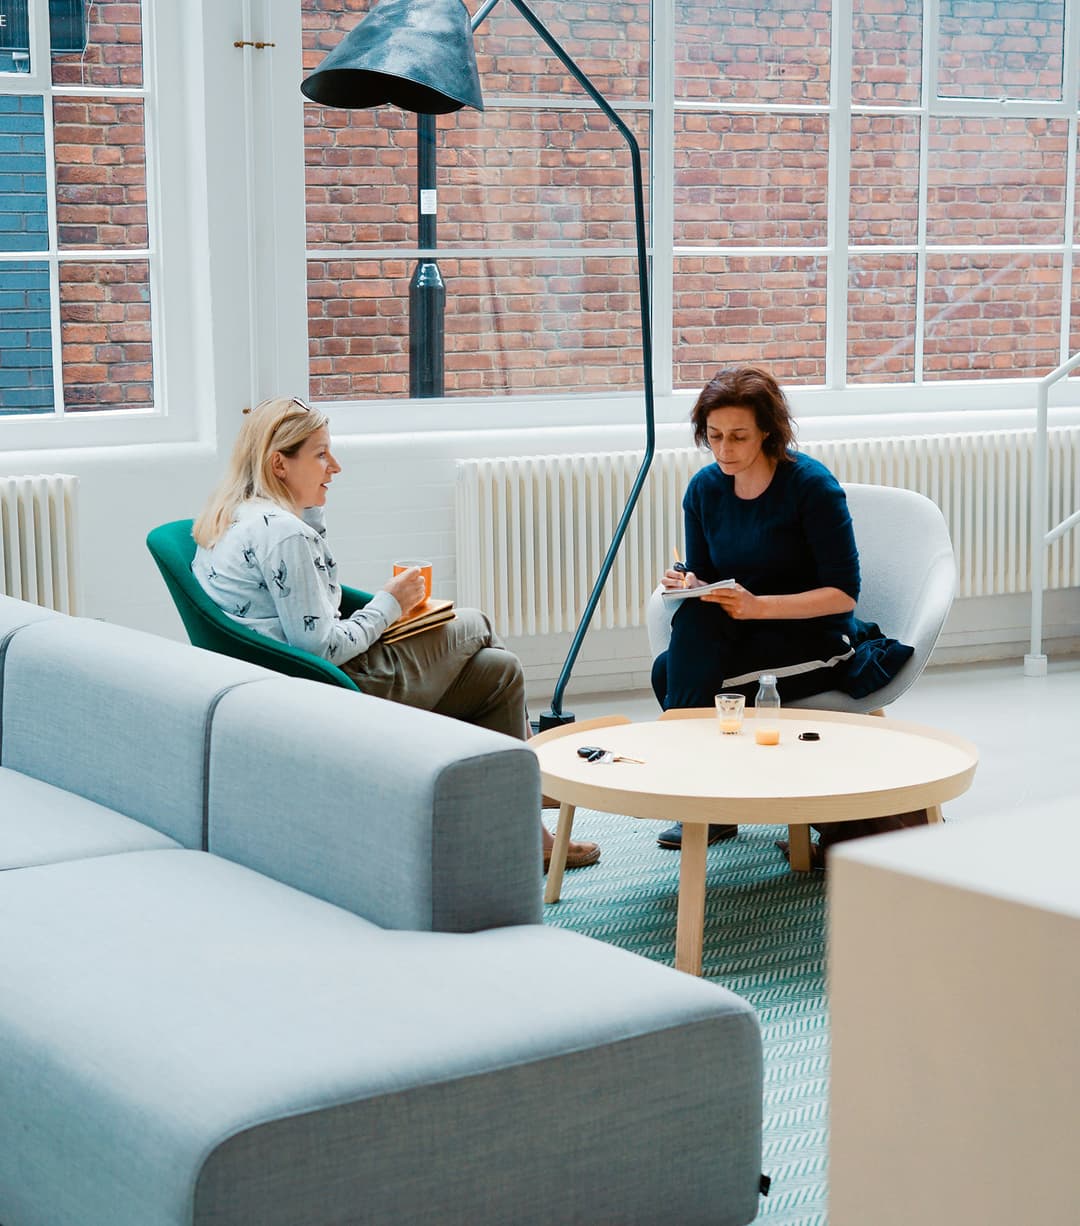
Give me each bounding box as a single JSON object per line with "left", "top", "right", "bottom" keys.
{"left": 300, "top": 0, "right": 484, "bottom": 114}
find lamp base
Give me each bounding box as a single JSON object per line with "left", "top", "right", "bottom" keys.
{"left": 536, "top": 710, "right": 576, "bottom": 732}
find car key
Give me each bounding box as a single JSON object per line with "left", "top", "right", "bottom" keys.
{"left": 576, "top": 745, "right": 644, "bottom": 764}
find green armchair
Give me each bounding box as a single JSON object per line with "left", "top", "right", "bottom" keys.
{"left": 146, "top": 519, "right": 373, "bottom": 690}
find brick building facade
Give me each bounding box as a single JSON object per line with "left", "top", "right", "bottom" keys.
{"left": 0, "top": 0, "right": 150, "bottom": 415}
{"left": 0, "top": 0, "right": 1076, "bottom": 412}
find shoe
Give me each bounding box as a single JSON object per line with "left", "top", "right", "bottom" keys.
{"left": 543, "top": 841, "right": 601, "bottom": 873}
{"left": 656, "top": 823, "right": 738, "bottom": 850}
{"left": 774, "top": 838, "right": 826, "bottom": 872}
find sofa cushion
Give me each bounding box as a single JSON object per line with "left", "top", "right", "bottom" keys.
{"left": 209, "top": 678, "right": 543, "bottom": 932}
{"left": 0, "top": 594, "right": 60, "bottom": 640}
{"left": 0, "top": 594, "right": 60, "bottom": 718}
{"left": 0, "top": 766, "right": 180, "bottom": 869}
{"left": 0, "top": 849, "right": 762, "bottom": 1226}
{"left": 0, "top": 615, "right": 271, "bottom": 848}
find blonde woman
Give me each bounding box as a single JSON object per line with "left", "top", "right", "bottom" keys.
{"left": 193, "top": 395, "right": 599, "bottom": 871}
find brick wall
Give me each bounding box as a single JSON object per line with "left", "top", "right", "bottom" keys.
{"left": 0, "top": 94, "right": 48, "bottom": 253}
{"left": 307, "top": 254, "right": 644, "bottom": 400}
{"left": 0, "top": 261, "right": 53, "bottom": 414}
{"left": 674, "top": 112, "right": 829, "bottom": 246}
{"left": 674, "top": 0, "right": 832, "bottom": 105}
{"left": 51, "top": 0, "right": 143, "bottom": 88}
{"left": 924, "top": 252, "right": 1062, "bottom": 380}
{"left": 302, "top": 0, "right": 653, "bottom": 400}
{"left": 0, "top": 1, "right": 153, "bottom": 415}
{"left": 673, "top": 254, "right": 828, "bottom": 386}
{"left": 59, "top": 259, "right": 153, "bottom": 408}
{"left": 927, "top": 117, "right": 1068, "bottom": 244}
{"left": 0, "top": 95, "right": 52, "bottom": 414}
{"left": 849, "top": 114, "right": 920, "bottom": 245}
{"left": 938, "top": 0, "right": 1064, "bottom": 100}
{"left": 2, "top": 2, "right": 1074, "bottom": 415}
{"left": 53, "top": 96, "right": 148, "bottom": 248}
{"left": 848, "top": 255, "right": 917, "bottom": 383}
{"left": 302, "top": 0, "right": 1077, "bottom": 402}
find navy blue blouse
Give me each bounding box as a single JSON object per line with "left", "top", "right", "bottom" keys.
{"left": 671, "top": 451, "right": 910, "bottom": 702}
{"left": 683, "top": 450, "right": 860, "bottom": 606}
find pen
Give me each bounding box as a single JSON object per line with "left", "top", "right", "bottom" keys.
{"left": 672, "top": 549, "right": 688, "bottom": 586}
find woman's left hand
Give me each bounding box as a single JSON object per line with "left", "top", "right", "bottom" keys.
{"left": 701, "top": 582, "right": 760, "bottom": 619}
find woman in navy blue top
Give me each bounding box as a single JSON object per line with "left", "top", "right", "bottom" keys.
{"left": 651, "top": 366, "right": 912, "bottom": 853}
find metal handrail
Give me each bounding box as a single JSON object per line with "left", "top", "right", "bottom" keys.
{"left": 1025, "top": 351, "right": 1080, "bottom": 675}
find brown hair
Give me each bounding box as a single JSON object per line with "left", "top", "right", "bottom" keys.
{"left": 193, "top": 396, "right": 330, "bottom": 547}
{"left": 689, "top": 366, "right": 796, "bottom": 462}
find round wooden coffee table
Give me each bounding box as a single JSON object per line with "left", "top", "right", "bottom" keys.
{"left": 531, "top": 708, "right": 978, "bottom": 975}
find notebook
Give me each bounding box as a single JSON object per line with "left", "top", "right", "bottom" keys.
{"left": 381, "top": 598, "right": 456, "bottom": 644}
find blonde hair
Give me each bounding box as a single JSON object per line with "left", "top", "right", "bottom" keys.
{"left": 193, "top": 396, "right": 330, "bottom": 547}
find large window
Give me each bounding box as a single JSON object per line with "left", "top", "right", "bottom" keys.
{"left": 302, "top": 0, "right": 651, "bottom": 402}
{"left": 302, "top": 0, "right": 1080, "bottom": 407}
{"left": 0, "top": 0, "right": 155, "bottom": 418}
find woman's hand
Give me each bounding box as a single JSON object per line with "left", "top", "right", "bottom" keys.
{"left": 703, "top": 585, "right": 856, "bottom": 620}
{"left": 660, "top": 567, "right": 704, "bottom": 591}
{"left": 383, "top": 566, "right": 427, "bottom": 614}
{"left": 702, "top": 582, "right": 760, "bottom": 619}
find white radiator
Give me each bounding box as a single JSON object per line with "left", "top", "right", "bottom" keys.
{"left": 0, "top": 474, "right": 81, "bottom": 614}
{"left": 455, "top": 428, "right": 1080, "bottom": 637}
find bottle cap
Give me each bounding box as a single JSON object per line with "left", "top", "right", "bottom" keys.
{"left": 759, "top": 673, "right": 777, "bottom": 685}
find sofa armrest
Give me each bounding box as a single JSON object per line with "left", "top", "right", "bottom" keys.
{"left": 207, "top": 678, "right": 542, "bottom": 931}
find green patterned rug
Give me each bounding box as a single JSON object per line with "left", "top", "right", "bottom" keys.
{"left": 542, "top": 811, "right": 828, "bottom": 1226}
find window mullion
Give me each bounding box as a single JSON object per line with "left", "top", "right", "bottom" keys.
{"left": 913, "top": 0, "right": 938, "bottom": 385}
{"left": 140, "top": 0, "right": 165, "bottom": 416}
{"left": 1060, "top": 0, "right": 1080, "bottom": 363}
{"left": 825, "top": 0, "right": 853, "bottom": 389}
{"left": 652, "top": 0, "right": 674, "bottom": 400}
{"left": 32, "top": 0, "right": 65, "bottom": 417}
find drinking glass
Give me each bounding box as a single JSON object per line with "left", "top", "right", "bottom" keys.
{"left": 715, "top": 692, "right": 745, "bottom": 735}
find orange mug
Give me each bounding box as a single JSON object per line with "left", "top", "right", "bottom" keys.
{"left": 393, "top": 559, "right": 432, "bottom": 601}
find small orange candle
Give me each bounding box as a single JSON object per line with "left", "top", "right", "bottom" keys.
{"left": 754, "top": 727, "right": 780, "bottom": 746}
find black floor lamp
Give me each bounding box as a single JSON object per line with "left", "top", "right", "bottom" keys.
{"left": 302, "top": 0, "right": 655, "bottom": 730}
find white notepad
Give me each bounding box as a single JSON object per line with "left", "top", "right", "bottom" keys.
{"left": 661, "top": 579, "right": 737, "bottom": 601}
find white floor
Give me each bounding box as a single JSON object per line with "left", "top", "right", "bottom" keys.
{"left": 553, "top": 654, "right": 1080, "bottom": 825}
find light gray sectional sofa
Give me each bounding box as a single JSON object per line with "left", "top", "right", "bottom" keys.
{"left": 0, "top": 594, "right": 763, "bottom": 1226}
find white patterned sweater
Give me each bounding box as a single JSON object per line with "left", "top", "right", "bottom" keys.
{"left": 192, "top": 499, "right": 401, "bottom": 666}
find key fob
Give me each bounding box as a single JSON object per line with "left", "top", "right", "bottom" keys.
{"left": 576, "top": 745, "right": 607, "bottom": 762}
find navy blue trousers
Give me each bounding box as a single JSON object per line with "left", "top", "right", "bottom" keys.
{"left": 652, "top": 597, "right": 850, "bottom": 710}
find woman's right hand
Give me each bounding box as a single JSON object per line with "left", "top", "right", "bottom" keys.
{"left": 383, "top": 566, "right": 427, "bottom": 614}
{"left": 660, "top": 567, "right": 701, "bottom": 591}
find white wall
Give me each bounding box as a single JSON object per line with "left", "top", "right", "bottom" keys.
{"left": 6, "top": 417, "right": 1080, "bottom": 716}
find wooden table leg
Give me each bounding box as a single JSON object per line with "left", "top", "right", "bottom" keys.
{"left": 787, "top": 822, "right": 813, "bottom": 872}
{"left": 926, "top": 804, "right": 944, "bottom": 824}
{"left": 543, "top": 802, "right": 576, "bottom": 904}
{"left": 675, "top": 821, "right": 708, "bottom": 976}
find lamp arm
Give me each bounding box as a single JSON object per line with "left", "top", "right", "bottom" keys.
{"left": 472, "top": 0, "right": 655, "bottom": 726}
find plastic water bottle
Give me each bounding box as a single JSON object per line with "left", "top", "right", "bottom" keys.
{"left": 754, "top": 674, "right": 781, "bottom": 745}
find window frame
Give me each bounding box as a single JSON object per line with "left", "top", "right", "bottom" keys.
{"left": 7, "top": 0, "right": 1080, "bottom": 450}
{"left": 0, "top": 0, "right": 226, "bottom": 450}
{"left": 306, "top": 0, "right": 1080, "bottom": 438}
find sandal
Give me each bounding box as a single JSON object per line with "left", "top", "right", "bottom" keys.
{"left": 543, "top": 841, "right": 601, "bottom": 872}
